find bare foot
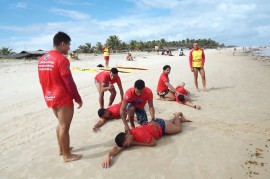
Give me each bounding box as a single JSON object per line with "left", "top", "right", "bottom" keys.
{"left": 59, "top": 147, "right": 73, "bottom": 156}
{"left": 195, "top": 105, "right": 201, "bottom": 110}
{"left": 64, "top": 154, "right": 82, "bottom": 162}
{"left": 93, "top": 127, "right": 98, "bottom": 133}
{"left": 203, "top": 88, "right": 209, "bottom": 92}
{"left": 181, "top": 116, "right": 192, "bottom": 123}
{"left": 195, "top": 88, "right": 200, "bottom": 92}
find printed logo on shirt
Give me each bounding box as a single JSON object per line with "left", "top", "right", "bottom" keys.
{"left": 125, "top": 96, "right": 129, "bottom": 99}
{"left": 44, "top": 54, "right": 50, "bottom": 60}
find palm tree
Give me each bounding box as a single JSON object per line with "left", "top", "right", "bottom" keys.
{"left": 0, "top": 47, "right": 13, "bottom": 55}
{"left": 129, "top": 40, "right": 137, "bottom": 51}
{"left": 95, "top": 42, "right": 103, "bottom": 53}
{"left": 106, "top": 35, "right": 121, "bottom": 52}
{"left": 77, "top": 43, "right": 92, "bottom": 53}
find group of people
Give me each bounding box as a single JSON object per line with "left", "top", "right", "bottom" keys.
{"left": 38, "top": 31, "right": 207, "bottom": 165}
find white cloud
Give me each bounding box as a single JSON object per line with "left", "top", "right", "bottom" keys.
{"left": 15, "top": 2, "right": 27, "bottom": 8}
{"left": 50, "top": 8, "right": 90, "bottom": 20}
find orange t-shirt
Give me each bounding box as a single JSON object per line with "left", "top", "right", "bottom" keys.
{"left": 123, "top": 87, "right": 153, "bottom": 109}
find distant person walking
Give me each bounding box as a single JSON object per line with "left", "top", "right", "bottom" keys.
{"left": 38, "top": 31, "right": 82, "bottom": 162}
{"left": 189, "top": 42, "right": 208, "bottom": 92}
{"left": 102, "top": 44, "right": 110, "bottom": 67}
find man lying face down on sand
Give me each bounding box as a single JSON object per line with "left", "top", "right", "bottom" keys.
{"left": 93, "top": 102, "right": 122, "bottom": 132}
{"left": 102, "top": 112, "right": 192, "bottom": 168}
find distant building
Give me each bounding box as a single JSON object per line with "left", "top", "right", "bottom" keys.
{"left": 0, "top": 50, "right": 48, "bottom": 59}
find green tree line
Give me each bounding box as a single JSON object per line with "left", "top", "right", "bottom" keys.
{"left": 0, "top": 36, "right": 225, "bottom": 55}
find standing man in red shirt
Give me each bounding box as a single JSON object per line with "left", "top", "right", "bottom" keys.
{"left": 189, "top": 42, "right": 208, "bottom": 92}
{"left": 120, "top": 79, "right": 155, "bottom": 133}
{"left": 95, "top": 68, "right": 124, "bottom": 108}
{"left": 38, "top": 32, "right": 82, "bottom": 162}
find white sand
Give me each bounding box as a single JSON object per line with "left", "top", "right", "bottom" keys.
{"left": 0, "top": 49, "right": 269, "bottom": 179}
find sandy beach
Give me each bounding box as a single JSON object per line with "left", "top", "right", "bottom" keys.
{"left": 0, "top": 49, "right": 270, "bottom": 179}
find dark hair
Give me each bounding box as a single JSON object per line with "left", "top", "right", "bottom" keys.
{"left": 177, "top": 94, "right": 185, "bottom": 102}
{"left": 98, "top": 108, "right": 106, "bottom": 117}
{"left": 134, "top": 79, "right": 145, "bottom": 90}
{"left": 53, "top": 31, "right": 71, "bottom": 46}
{"left": 110, "top": 67, "right": 118, "bottom": 74}
{"left": 163, "top": 65, "right": 171, "bottom": 71}
{"left": 115, "top": 132, "right": 126, "bottom": 147}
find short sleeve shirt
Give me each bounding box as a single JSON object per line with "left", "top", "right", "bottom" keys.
{"left": 175, "top": 86, "right": 188, "bottom": 104}
{"left": 107, "top": 102, "right": 121, "bottom": 118}
{"left": 131, "top": 124, "right": 162, "bottom": 144}
{"left": 157, "top": 73, "right": 169, "bottom": 93}
{"left": 38, "top": 50, "right": 73, "bottom": 108}
{"left": 95, "top": 71, "right": 121, "bottom": 86}
{"left": 123, "top": 87, "right": 153, "bottom": 109}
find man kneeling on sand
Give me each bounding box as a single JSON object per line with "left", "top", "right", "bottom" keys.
{"left": 102, "top": 112, "right": 192, "bottom": 168}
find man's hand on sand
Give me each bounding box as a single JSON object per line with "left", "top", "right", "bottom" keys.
{"left": 102, "top": 155, "right": 111, "bottom": 169}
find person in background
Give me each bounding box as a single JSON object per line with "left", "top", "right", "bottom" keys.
{"left": 189, "top": 42, "right": 208, "bottom": 92}
{"left": 102, "top": 44, "right": 110, "bottom": 67}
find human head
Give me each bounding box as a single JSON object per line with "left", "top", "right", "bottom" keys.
{"left": 177, "top": 94, "right": 185, "bottom": 102}
{"left": 110, "top": 68, "right": 118, "bottom": 80}
{"left": 53, "top": 31, "right": 71, "bottom": 54}
{"left": 134, "top": 79, "right": 145, "bottom": 96}
{"left": 163, "top": 65, "right": 171, "bottom": 74}
{"left": 98, "top": 108, "right": 109, "bottom": 118}
{"left": 193, "top": 42, "right": 199, "bottom": 50}
{"left": 115, "top": 132, "right": 134, "bottom": 147}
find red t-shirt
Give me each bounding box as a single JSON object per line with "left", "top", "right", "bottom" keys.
{"left": 123, "top": 87, "right": 153, "bottom": 109}
{"left": 107, "top": 102, "right": 121, "bottom": 118}
{"left": 131, "top": 123, "right": 162, "bottom": 144}
{"left": 175, "top": 86, "right": 188, "bottom": 104}
{"left": 38, "top": 50, "right": 73, "bottom": 108}
{"left": 95, "top": 71, "right": 121, "bottom": 86}
{"left": 157, "top": 73, "right": 169, "bottom": 93}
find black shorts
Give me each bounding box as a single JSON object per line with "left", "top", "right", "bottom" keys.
{"left": 157, "top": 89, "right": 170, "bottom": 98}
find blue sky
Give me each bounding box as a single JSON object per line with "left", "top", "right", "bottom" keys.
{"left": 0, "top": 0, "right": 269, "bottom": 52}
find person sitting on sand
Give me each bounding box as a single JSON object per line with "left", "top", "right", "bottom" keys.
{"left": 126, "top": 53, "right": 134, "bottom": 61}
{"left": 175, "top": 82, "right": 201, "bottom": 110}
{"left": 93, "top": 102, "right": 122, "bottom": 132}
{"left": 71, "top": 51, "right": 79, "bottom": 60}
{"left": 102, "top": 112, "right": 192, "bottom": 168}
{"left": 157, "top": 65, "right": 178, "bottom": 101}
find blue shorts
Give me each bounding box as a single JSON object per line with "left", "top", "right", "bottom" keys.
{"left": 126, "top": 103, "right": 148, "bottom": 125}
{"left": 154, "top": 118, "right": 165, "bottom": 135}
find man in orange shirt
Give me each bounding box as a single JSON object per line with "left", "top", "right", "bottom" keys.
{"left": 189, "top": 42, "right": 208, "bottom": 92}
{"left": 38, "top": 32, "right": 82, "bottom": 162}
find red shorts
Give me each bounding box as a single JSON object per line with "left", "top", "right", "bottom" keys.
{"left": 104, "top": 56, "right": 110, "bottom": 61}
{"left": 47, "top": 99, "right": 74, "bottom": 108}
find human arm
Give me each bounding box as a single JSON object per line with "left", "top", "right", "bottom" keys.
{"left": 117, "top": 83, "right": 124, "bottom": 102}
{"left": 102, "top": 146, "right": 124, "bottom": 169}
{"left": 100, "top": 83, "right": 115, "bottom": 92}
{"left": 184, "top": 101, "right": 201, "bottom": 110}
{"left": 120, "top": 101, "right": 130, "bottom": 133}
{"left": 165, "top": 82, "right": 178, "bottom": 94}
{"left": 63, "top": 75, "right": 83, "bottom": 109}
{"left": 148, "top": 100, "right": 155, "bottom": 120}
{"left": 189, "top": 51, "right": 194, "bottom": 71}
{"left": 93, "top": 118, "right": 106, "bottom": 132}
{"left": 201, "top": 49, "right": 205, "bottom": 67}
